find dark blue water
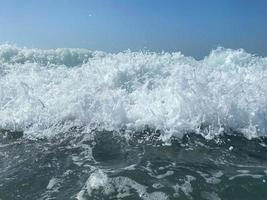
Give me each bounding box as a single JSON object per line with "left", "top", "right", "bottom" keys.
{"left": 1, "top": 129, "right": 267, "bottom": 200}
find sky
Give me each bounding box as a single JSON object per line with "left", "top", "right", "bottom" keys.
{"left": 0, "top": 0, "right": 267, "bottom": 58}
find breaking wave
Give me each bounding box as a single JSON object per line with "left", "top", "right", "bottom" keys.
{"left": 1, "top": 44, "right": 267, "bottom": 140}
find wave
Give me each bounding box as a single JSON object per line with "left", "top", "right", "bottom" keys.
{"left": 1, "top": 44, "right": 267, "bottom": 140}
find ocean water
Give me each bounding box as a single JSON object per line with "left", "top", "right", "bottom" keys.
{"left": 0, "top": 44, "right": 267, "bottom": 199}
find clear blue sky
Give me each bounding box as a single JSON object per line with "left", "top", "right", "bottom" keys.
{"left": 0, "top": 0, "right": 266, "bottom": 58}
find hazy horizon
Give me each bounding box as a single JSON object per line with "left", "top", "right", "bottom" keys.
{"left": 0, "top": 0, "right": 267, "bottom": 59}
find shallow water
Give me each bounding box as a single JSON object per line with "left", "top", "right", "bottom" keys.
{"left": 1, "top": 45, "right": 267, "bottom": 199}
{"left": 1, "top": 130, "right": 267, "bottom": 200}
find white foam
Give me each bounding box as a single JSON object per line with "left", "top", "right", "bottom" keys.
{"left": 173, "top": 175, "right": 196, "bottom": 198}
{"left": 229, "top": 174, "right": 264, "bottom": 180}
{"left": 197, "top": 171, "right": 223, "bottom": 184}
{"left": 1, "top": 44, "right": 267, "bottom": 139}
{"left": 86, "top": 170, "right": 109, "bottom": 196}
{"left": 46, "top": 177, "right": 59, "bottom": 190}
{"left": 85, "top": 170, "right": 168, "bottom": 199}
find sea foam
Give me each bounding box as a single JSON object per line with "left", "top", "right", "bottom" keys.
{"left": 0, "top": 44, "right": 267, "bottom": 139}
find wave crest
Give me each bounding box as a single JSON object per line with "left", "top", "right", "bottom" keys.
{"left": 1, "top": 45, "right": 267, "bottom": 139}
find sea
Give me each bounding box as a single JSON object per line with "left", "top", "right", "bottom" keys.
{"left": 0, "top": 44, "right": 267, "bottom": 200}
